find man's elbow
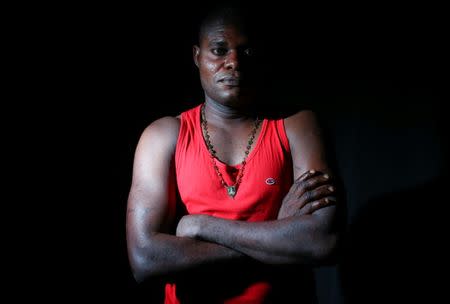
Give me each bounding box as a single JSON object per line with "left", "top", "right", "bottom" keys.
{"left": 128, "top": 249, "right": 161, "bottom": 283}
{"left": 129, "top": 252, "right": 148, "bottom": 283}
{"left": 311, "top": 233, "right": 340, "bottom": 266}
{"left": 131, "top": 267, "right": 146, "bottom": 284}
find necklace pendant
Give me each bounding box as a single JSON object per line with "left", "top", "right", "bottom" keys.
{"left": 227, "top": 186, "right": 237, "bottom": 198}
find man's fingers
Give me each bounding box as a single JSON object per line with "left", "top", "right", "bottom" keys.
{"left": 283, "top": 170, "right": 336, "bottom": 217}
{"left": 293, "top": 170, "right": 321, "bottom": 194}
{"left": 311, "top": 196, "right": 337, "bottom": 211}
{"left": 295, "top": 169, "right": 318, "bottom": 183}
{"left": 294, "top": 170, "right": 332, "bottom": 187}
{"left": 299, "top": 184, "right": 335, "bottom": 202}
{"left": 295, "top": 196, "right": 337, "bottom": 216}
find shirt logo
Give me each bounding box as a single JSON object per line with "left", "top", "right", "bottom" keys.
{"left": 265, "top": 177, "right": 276, "bottom": 185}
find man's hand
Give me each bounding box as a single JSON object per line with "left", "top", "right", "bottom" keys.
{"left": 278, "top": 170, "right": 337, "bottom": 219}
{"left": 176, "top": 214, "right": 207, "bottom": 238}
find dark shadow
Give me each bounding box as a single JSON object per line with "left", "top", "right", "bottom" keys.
{"left": 339, "top": 174, "right": 447, "bottom": 303}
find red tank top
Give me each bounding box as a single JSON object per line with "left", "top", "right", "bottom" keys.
{"left": 165, "top": 104, "right": 294, "bottom": 303}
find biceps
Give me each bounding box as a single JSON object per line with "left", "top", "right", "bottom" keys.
{"left": 127, "top": 186, "right": 177, "bottom": 241}
{"left": 128, "top": 153, "right": 178, "bottom": 234}
{"left": 290, "top": 128, "right": 329, "bottom": 178}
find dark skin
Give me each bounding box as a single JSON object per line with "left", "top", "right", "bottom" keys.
{"left": 126, "top": 21, "right": 339, "bottom": 283}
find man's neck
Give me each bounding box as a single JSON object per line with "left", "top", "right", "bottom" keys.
{"left": 203, "top": 99, "right": 256, "bottom": 127}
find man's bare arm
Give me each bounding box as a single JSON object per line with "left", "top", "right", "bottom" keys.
{"left": 126, "top": 117, "right": 244, "bottom": 283}
{"left": 176, "top": 175, "right": 338, "bottom": 265}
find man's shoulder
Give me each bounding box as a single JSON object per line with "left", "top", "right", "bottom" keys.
{"left": 284, "top": 109, "right": 318, "bottom": 131}
{"left": 140, "top": 116, "right": 180, "bottom": 147}
{"left": 148, "top": 116, "right": 180, "bottom": 130}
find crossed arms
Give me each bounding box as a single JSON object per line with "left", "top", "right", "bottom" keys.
{"left": 126, "top": 111, "right": 341, "bottom": 282}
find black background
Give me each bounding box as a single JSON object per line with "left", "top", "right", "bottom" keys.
{"left": 17, "top": 2, "right": 447, "bottom": 303}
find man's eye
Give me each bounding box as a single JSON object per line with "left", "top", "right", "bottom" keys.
{"left": 212, "top": 48, "right": 227, "bottom": 56}
{"left": 244, "top": 48, "right": 254, "bottom": 56}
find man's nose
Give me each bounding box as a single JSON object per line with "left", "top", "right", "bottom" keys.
{"left": 225, "top": 50, "right": 239, "bottom": 70}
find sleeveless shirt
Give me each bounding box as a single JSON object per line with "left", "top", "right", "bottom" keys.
{"left": 165, "top": 104, "right": 296, "bottom": 303}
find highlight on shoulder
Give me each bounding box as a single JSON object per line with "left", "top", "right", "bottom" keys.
{"left": 139, "top": 116, "right": 181, "bottom": 149}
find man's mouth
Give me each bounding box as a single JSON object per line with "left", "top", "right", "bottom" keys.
{"left": 219, "top": 77, "right": 240, "bottom": 86}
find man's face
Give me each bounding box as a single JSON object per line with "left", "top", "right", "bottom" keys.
{"left": 194, "top": 23, "right": 258, "bottom": 106}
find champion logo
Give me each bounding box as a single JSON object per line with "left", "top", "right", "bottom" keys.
{"left": 265, "top": 177, "right": 276, "bottom": 185}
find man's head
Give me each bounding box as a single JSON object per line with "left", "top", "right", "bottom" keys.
{"left": 193, "top": 6, "right": 262, "bottom": 108}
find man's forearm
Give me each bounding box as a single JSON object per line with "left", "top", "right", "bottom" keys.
{"left": 130, "top": 232, "right": 245, "bottom": 282}
{"left": 192, "top": 209, "right": 338, "bottom": 265}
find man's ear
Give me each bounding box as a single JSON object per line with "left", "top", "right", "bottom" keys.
{"left": 193, "top": 45, "right": 200, "bottom": 68}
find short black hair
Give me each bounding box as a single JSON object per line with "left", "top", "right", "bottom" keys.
{"left": 197, "top": 4, "right": 256, "bottom": 43}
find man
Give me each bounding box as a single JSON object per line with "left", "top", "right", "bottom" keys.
{"left": 126, "top": 6, "right": 341, "bottom": 303}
